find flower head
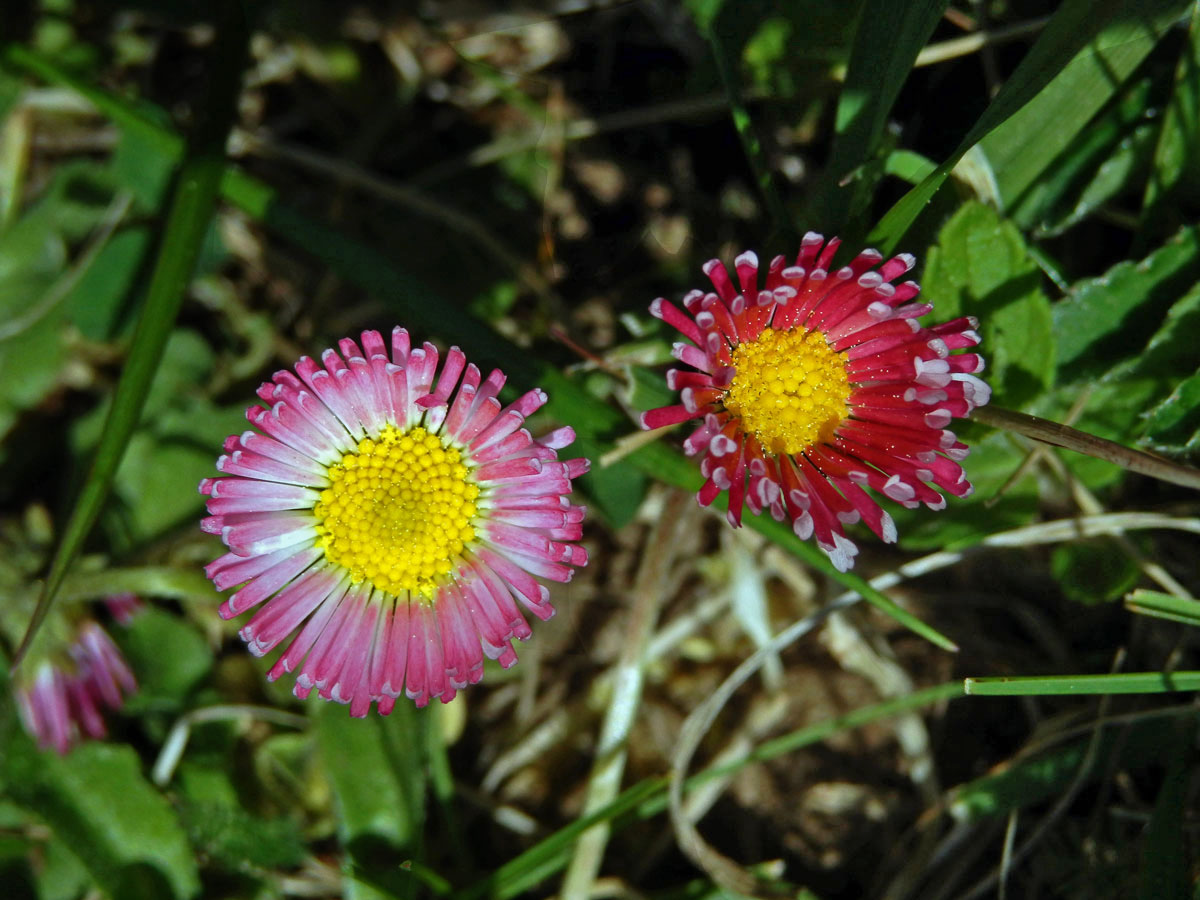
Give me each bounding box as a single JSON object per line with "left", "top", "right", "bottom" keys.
{"left": 200, "top": 328, "right": 589, "bottom": 715}
{"left": 15, "top": 617, "right": 139, "bottom": 755}
{"left": 641, "top": 234, "right": 990, "bottom": 571}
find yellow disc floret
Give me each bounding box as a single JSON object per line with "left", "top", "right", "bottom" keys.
{"left": 724, "top": 327, "right": 852, "bottom": 455}
{"left": 313, "top": 426, "right": 480, "bottom": 598}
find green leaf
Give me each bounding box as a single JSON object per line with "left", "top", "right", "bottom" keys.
{"left": 1141, "top": 369, "right": 1200, "bottom": 455}
{"left": 1034, "top": 119, "right": 1160, "bottom": 238}
{"left": 315, "top": 701, "right": 427, "bottom": 899}
{"left": 1007, "top": 75, "right": 1156, "bottom": 233}
{"left": 4, "top": 740, "right": 201, "bottom": 899}
{"left": 979, "top": 2, "right": 1187, "bottom": 209}
{"left": 922, "top": 201, "right": 1055, "bottom": 406}
{"left": 870, "top": 0, "right": 1191, "bottom": 254}
{"left": 65, "top": 226, "right": 153, "bottom": 340}
{"left": 1054, "top": 224, "right": 1200, "bottom": 376}
{"left": 180, "top": 800, "right": 307, "bottom": 872}
{"left": 117, "top": 608, "right": 214, "bottom": 708}
{"left": 948, "top": 716, "right": 1177, "bottom": 823}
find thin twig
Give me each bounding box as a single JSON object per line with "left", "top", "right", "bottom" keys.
{"left": 972, "top": 405, "right": 1200, "bottom": 491}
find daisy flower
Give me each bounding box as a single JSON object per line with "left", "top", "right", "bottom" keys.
{"left": 16, "top": 616, "right": 139, "bottom": 755}
{"left": 641, "top": 233, "right": 990, "bottom": 571}
{"left": 199, "top": 328, "right": 589, "bottom": 715}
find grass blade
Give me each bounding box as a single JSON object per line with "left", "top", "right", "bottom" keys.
{"left": 869, "top": 0, "right": 1190, "bottom": 255}
{"left": 1136, "top": 3, "right": 1200, "bottom": 252}
{"left": 1124, "top": 588, "right": 1200, "bottom": 627}
{"left": 811, "top": 0, "right": 949, "bottom": 233}
{"left": 964, "top": 671, "right": 1200, "bottom": 695}
{"left": 704, "top": 11, "right": 796, "bottom": 244}
{"left": 9, "top": 6, "right": 250, "bottom": 669}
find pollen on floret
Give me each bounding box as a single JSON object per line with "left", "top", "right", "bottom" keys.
{"left": 312, "top": 425, "right": 479, "bottom": 598}
{"left": 723, "top": 327, "right": 852, "bottom": 455}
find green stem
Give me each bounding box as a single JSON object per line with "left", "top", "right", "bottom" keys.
{"left": 11, "top": 4, "right": 251, "bottom": 670}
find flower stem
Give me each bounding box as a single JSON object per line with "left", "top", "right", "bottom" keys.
{"left": 971, "top": 405, "right": 1200, "bottom": 491}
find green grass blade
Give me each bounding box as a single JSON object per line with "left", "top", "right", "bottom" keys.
{"left": 9, "top": 7, "right": 249, "bottom": 669}
{"left": 1125, "top": 588, "right": 1200, "bottom": 627}
{"left": 1137, "top": 3, "right": 1200, "bottom": 252}
{"left": 869, "top": 0, "right": 1190, "bottom": 255}
{"left": 978, "top": 3, "right": 1186, "bottom": 208}
{"left": 704, "top": 13, "right": 796, "bottom": 244}
{"left": 811, "top": 0, "right": 948, "bottom": 232}
{"left": 0, "top": 43, "right": 184, "bottom": 162}
{"left": 964, "top": 671, "right": 1200, "bottom": 696}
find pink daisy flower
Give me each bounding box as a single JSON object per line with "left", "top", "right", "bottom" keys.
{"left": 641, "top": 233, "right": 990, "bottom": 571}
{"left": 200, "top": 328, "right": 589, "bottom": 715}
{"left": 16, "top": 619, "right": 139, "bottom": 755}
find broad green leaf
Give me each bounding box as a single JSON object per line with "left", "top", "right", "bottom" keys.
{"left": 1054, "top": 224, "right": 1200, "bottom": 376}
{"left": 117, "top": 608, "right": 214, "bottom": 708}
{"left": 315, "top": 702, "right": 420, "bottom": 850}
{"left": 180, "top": 800, "right": 307, "bottom": 873}
{"left": 112, "top": 127, "right": 176, "bottom": 211}
{"left": 3, "top": 739, "right": 201, "bottom": 899}
{"left": 870, "top": 0, "right": 1191, "bottom": 254}
{"left": 1024, "top": 279, "right": 1200, "bottom": 488}
{"left": 1034, "top": 119, "right": 1159, "bottom": 238}
{"left": 922, "top": 201, "right": 1055, "bottom": 406}
{"left": 37, "top": 836, "right": 90, "bottom": 900}
{"left": 65, "top": 226, "right": 153, "bottom": 339}
{"left": 315, "top": 701, "right": 427, "bottom": 899}
{"left": 1121, "top": 278, "right": 1200, "bottom": 381}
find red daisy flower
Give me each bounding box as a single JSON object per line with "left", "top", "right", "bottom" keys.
{"left": 641, "top": 233, "right": 990, "bottom": 571}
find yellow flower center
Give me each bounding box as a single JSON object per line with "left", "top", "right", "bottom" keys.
{"left": 724, "top": 327, "right": 852, "bottom": 455}
{"left": 313, "top": 426, "right": 479, "bottom": 598}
